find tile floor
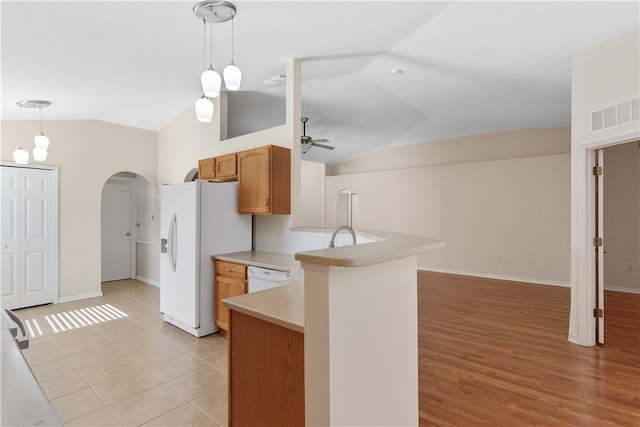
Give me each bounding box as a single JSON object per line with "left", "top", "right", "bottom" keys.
{"left": 16, "top": 279, "right": 228, "bottom": 426}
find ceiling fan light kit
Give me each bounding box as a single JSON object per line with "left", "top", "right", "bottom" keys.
{"left": 193, "top": 1, "right": 241, "bottom": 123}
{"left": 13, "top": 100, "right": 52, "bottom": 164}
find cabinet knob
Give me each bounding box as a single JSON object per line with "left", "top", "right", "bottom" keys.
{"left": 225, "top": 268, "right": 232, "bottom": 272}
{"left": 264, "top": 197, "right": 268, "bottom": 207}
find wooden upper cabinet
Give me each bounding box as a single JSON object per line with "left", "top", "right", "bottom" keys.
{"left": 237, "top": 145, "right": 290, "bottom": 215}
{"left": 215, "top": 153, "right": 237, "bottom": 181}
{"left": 198, "top": 157, "right": 216, "bottom": 181}
{"left": 198, "top": 153, "right": 238, "bottom": 182}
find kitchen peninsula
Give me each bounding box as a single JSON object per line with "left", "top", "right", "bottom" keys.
{"left": 223, "top": 230, "right": 445, "bottom": 426}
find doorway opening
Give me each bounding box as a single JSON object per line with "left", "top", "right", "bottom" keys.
{"left": 100, "top": 172, "right": 157, "bottom": 285}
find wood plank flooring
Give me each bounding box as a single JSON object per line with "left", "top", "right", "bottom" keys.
{"left": 418, "top": 271, "right": 640, "bottom": 426}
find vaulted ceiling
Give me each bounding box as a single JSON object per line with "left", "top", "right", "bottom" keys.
{"left": 2, "top": 1, "right": 638, "bottom": 164}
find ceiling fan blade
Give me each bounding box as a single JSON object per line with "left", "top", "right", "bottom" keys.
{"left": 311, "top": 138, "right": 329, "bottom": 143}
{"left": 310, "top": 142, "right": 335, "bottom": 150}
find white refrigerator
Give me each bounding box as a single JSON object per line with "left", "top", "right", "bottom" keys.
{"left": 160, "top": 181, "right": 252, "bottom": 337}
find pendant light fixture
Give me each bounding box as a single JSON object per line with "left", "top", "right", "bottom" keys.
{"left": 200, "top": 17, "right": 221, "bottom": 98}
{"left": 223, "top": 14, "right": 241, "bottom": 91}
{"left": 195, "top": 95, "right": 214, "bottom": 122}
{"left": 15, "top": 100, "right": 52, "bottom": 163}
{"left": 192, "top": 1, "right": 240, "bottom": 122}
{"left": 13, "top": 103, "right": 29, "bottom": 164}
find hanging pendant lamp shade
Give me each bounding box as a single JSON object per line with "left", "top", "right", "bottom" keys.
{"left": 34, "top": 132, "right": 50, "bottom": 150}
{"left": 195, "top": 96, "right": 214, "bottom": 123}
{"left": 33, "top": 146, "right": 48, "bottom": 161}
{"left": 13, "top": 148, "right": 29, "bottom": 164}
{"left": 201, "top": 67, "right": 222, "bottom": 98}
{"left": 223, "top": 62, "right": 241, "bottom": 91}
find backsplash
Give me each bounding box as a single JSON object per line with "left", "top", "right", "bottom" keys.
{"left": 253, "top": 215, "right": 374, "bottom": 254}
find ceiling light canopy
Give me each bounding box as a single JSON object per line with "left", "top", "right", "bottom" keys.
{"left": 192, "top": 1, "right": 241, "bottom": 123}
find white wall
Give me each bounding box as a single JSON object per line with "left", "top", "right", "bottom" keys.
{"left": 326, "top": 151, "right": 571, "bottom": 285}
{"left": 569, "top": 27, "right": 640, "bottom": 345}
{"left": 1, "top": 120, "right": 157, "bottom": 301}
{"left": 604, "top": 141, "right": 640, "bottom": 293}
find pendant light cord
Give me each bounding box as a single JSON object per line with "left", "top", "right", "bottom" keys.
{"left": 38, "top": 106, "right": 43, "bottom": 134}
{"left": 209, "top": 16, "right": 213, "bottom": 69}
{"left": 19, "top": 106, "right": 23, "bottom": 148}
{"left": 230, "top": 16, "right": 235, "bottom": 64}
{"left": 202, "top": 18, "right": 207, "bottom": 71}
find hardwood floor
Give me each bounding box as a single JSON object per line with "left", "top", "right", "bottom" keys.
{"left": 418, "top": 271, "right": 640, "bottom": 426}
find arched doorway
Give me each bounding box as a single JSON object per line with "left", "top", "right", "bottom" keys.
{"left": 101, "top": 172, "right": 157, "bottom": 283}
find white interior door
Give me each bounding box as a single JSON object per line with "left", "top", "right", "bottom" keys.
{"left": 101, "top": 180, "right": 133, "bottom": 282}
{"left": 1, "top": 165, "right": 55, "bottom": 309}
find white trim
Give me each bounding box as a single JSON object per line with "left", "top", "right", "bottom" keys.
{"left": 418, "top": 267, "right": 570, "bottom": 288}
{"left": 136, "top": 240, "right": 155, "bottom": 245}
{"left": 1, "top": 161, "right": 60, "bottom": 305}
{"left": 573, "top": 129, "right": 640, "bottom": 347}
{"left": 136, "top": 275, "right": 160, "bottom": 287}
{"left": 57, "top": 291, "right": 103, "bottom": 304}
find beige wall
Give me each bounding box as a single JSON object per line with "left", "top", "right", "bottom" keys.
{"left": 1, "top": 120, "right": 157, "bottom": 301}
{"left": 328, "top": 127, "right": 570, "bottom": 176}
{"left": 604, "top": 141, "right": 640, "bottom": 293}
{"left": 569, "top": 27, "right": 640, "bottom": 345}
{"left": 327, "top": 136, "right": 571, "bottom": 284}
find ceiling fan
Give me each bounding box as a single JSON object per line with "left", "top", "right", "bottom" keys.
{"left": 301, "top": 117, "right": 334, "bottom": 154}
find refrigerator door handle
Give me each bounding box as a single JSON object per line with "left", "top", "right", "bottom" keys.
{"left": 168, "top": 212, "right": 177, "bottom": 272}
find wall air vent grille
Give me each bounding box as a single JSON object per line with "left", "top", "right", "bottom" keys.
{"left": 591, "top": 97, "right": 640, "bottom": 133}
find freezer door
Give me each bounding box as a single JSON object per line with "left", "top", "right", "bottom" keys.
{"left": 160, "top": 182, "right": 199, "bottom": 329}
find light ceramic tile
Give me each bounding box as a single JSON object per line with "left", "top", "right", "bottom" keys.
{"left": 30, "top": 357, "right": 76, "bottom": 382}
{"left": 64, "top": 407, "right": 123, "bottom": 426}
{"left": 77, "top": 355, "right": 143, "bottom": 385}
{"left": 129, "top": 340, "right": 189, "bottom": 366}
{"left": 91, "top": 368, "right": 166, "bottom": 405}
{"left": 49, "top": 329, "right": 113, "bottom": 356}
{"left": 192, "top": 345, "right": 228, "bottom": 371}
{"left": 167, "top": 366, "right": 227, "bottom": 402}
{"left": 144, "top": 352, "right": 211, "bottom": 383}
{"left": 109, "top": 384, "right": 187, "bottom": 427}
{"left": 142, "top": 403, "right": 219, "bottom": 427}
{"left": 66, "top": 343, "right": 129, "bottom": 370}
{"left": 21, "top": 336, "right": 65, "bottom": 365}
{"left": 191, "top": 387, "right": 228, "bottom": 426}
{"left": 50, "top": 387, "right": 105, "bottom": 423}
{"left": 40, "top": 371, "right": 89, "bottom": 400}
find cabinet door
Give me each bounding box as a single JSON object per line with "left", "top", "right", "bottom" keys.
{"left": 215, "top": 153, "right": 237, "bottom": 180}
{"left": 198, "top": 157, "right": 216, "bottom": 180}
{"left": 237, "top": 147, "right": 271, "bottom": 214}
{"left": 215, "top": 275, "right": 245, "bottom": 330}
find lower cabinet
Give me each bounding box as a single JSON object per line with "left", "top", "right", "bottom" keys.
{"left": 228, "top": 310, "right": 305, "bottom": 426}
{"left": 214, "top": 260, "right": 247, "bottom": 333}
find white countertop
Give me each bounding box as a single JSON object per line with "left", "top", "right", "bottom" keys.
{"left": 222, "top": 282, "right": 304, "bottom": 333}
{"left": 294, "top": 230, "right": 445, "bottom": 267}
{"left": 213, "top": 251, "right": 299, "bottom": 273}
{"left": 218, "top": 231, "right": 445, "bottom": 333}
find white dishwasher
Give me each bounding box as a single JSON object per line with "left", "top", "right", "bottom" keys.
{"left": 247, "top": 266, "right": 290, "bottom": 292}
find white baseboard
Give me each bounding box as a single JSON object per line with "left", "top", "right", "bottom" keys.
{"left": 57, "top": 291, "right": 103, "bottom": 304}
{"left": 136, "top": 275, "right": 160, "bottom": 288}
{"left": 418, "top": 267, "right": 571, "bottom": 288}
{"left": 603, "top": 285, "right": 640, "bottom": 294}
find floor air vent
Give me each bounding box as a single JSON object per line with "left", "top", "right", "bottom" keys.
{"left": 591, "top": 97, "right": 640, "bottom": 133}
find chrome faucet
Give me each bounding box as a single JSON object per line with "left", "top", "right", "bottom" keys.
{"left": 328, "top": 225, "right": 357, "bottom": 248}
